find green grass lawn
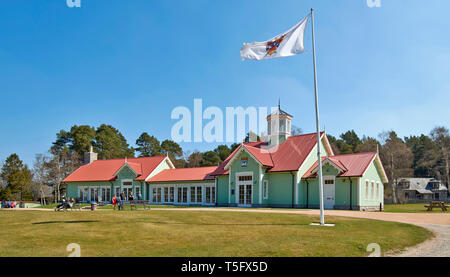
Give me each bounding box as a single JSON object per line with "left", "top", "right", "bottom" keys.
{"left": 0, "top": 209, "right": 432, "bottom": 257}
{"left": 384, "top": 203, "right": 449, "bottom": 213}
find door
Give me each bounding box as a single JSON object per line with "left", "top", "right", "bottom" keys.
{"left": 238, "top": 184, "right": 252, "bottom": 207}
{"left": 237, "top": 174, "right": 253, "bottom": 207}
{"left": 323, "top": 178, "right": 335, "bottom": 209}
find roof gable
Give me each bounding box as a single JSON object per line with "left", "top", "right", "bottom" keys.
{"left": 63, "top": 156, "right": 168, "bottom": 183}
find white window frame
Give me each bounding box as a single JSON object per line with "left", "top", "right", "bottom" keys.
{"left": 263, "top": 180, "right": 269, "bottom": 200}
{"left": 365, "top": 180, "right": 369, "bottom": 200}
{"left": 376, "top": 182, "right": 380, "bottom": 201}
{"left": 371, "top": 181, "right": 375, "bottom": 200}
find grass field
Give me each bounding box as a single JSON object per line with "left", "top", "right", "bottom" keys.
{"left": 0, "top": 209, "right": 432, "bottom": 257}
{"left": 384, "top": 203, "right": 449, "bottom": 213}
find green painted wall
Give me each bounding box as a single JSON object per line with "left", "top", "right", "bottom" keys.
{"left": 267, "top": 172, "right": 295, "bottom": 206}
{"left": 216, "top": 175, "right": 229, "bottom": 205}
{"left": 298, "top": 138, "right": 330, "bottom": 206}
{"left": 228, "top": 151, "right": 261, "bottom": 205}
{"left": 359, "top": 160, "right": 384, "bottom": 207}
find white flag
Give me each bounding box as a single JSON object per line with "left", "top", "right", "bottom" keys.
{"left": 240, "top": 15, "right": 310, "bottom": 61}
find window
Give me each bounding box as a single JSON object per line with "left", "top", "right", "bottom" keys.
{"left": 206, "top": 187, "right": 211, "bottom": 203}
{"left": 212, "top": 187, "right": 215, "bottom": 203}
{"left": 115, "top": 187, "right": 120, "bottom": 197}
{"left": 371, "top": 181, "right": 375, "bottom": 200}
{"left": 324, "top": 179, "right": 334, "bottom": 185}
{"left": 365, "top": 181, "right": 369, "bottom": 200}
{"left": 157, "top": 188, "right": 162, "bottom": 203}
{"left": 263, "top": 180, "right": 269, "bottom": 199}
{"left": 376, "top": 182, "right": 380, "bottom": 200}
{"left": 164, "top": 187, "right": 169, "bottom": 202}
{"left": 152, "top": 188, "right": 157, "bottom": 202}
{"left": 238, "top": 175, "right": 252, "bottom": 182}
{"left": 434, "top": 193, "right": 440, "bottom": 200}
{"left": 190, "top": 187, "right": 196, "bottom": 203}
{"left": 169, "top": 187, "right": 174, "bottom": 202}
{"left": 197, "top": 187, "right": 202, "bottom": 203}
{"left": 135, "top": 186, "right": 140, "bottom": 196}
{"left": 79, "top": 187, "right": 88, "bottom": 202}
{"left": 405, "top": 192, "right": 410, "bottom": 199}
{"left": 101, "top": 187, "right": 111, "bottom": 202}
{"left": 177, "top": 187, "right": 182, "bottom": 203}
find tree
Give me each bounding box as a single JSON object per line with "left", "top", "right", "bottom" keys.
{"left": 68, "top": 125, "right": 96, "bottom": 155}
{"left": 161, "top": 140, "right": 183, "bottom": 158}
{"left": 0, "top": 154, "right": 33, "bottom": 201}
{"left": 379, "top": 131, "right": 413, "bottom": 203}
{"left": 201, "top": 151, "right": 221, "bottom": 167}
{"left": 230, "top": 143, "right": 240, "bottom": 153}
{"left": 95, "top": 124, "right": 134, "bottom": 159}
{"left": 136, "top": 132, "right": 161, "bottom": 157}
{"left": 405, "top": 134, "right": 437, "bottom": 177}
{"left": 355, "top": 136, "right": 380, "bottom": 153}
{"left": 327, "top": 134, "right": 353, "bottom": 155}
{"left": 430, "top": 126, "right": 450, "bottom": 186}
{"left": 215, "top": 145, "right": 231, "bottom": 162}
{"left": 32, "top": 154, "right": 49, "bottom": 205}
{"left": 187, "top": 152, "right": 203, "bottom": 168}
{"left": 46, "top": 148, "right": 81, "bottom": 203}
{"left": 340, "top": 130, "right": 362, "bottom": 153}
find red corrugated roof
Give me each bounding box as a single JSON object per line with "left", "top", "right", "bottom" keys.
{"left": 267, "top": 133, "right": 323, "bottom": 172}
{"left": 244, "top": 145, "right": 274, "bottom": 167}
{"left": 148, "top": 166, "right": 218, "bottom": 182}
{"left": 211, "top": 132, "right": 324, "bottom": 175}
{"left": 302, "top": 152, "right": 377, "bottom": 179}
{"left": 63, "top": 156, "right": 167, "bottom": 182}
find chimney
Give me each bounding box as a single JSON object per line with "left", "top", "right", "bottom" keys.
{"left": 84, "top": 145, "right": 98, "bottom": 165}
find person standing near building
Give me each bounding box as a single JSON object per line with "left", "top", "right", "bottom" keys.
{"left": 112, "top": 194, "right": 117, "bottom": 210}
{"left": 119, "top": 190, "right": 126, "bottom": 211}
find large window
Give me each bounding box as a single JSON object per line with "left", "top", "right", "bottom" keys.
{"left": 190, "top": 186, "right": 203, "bottom": 203}
{"left": 79, "top": 187, "right": 88, "bottom": 202}
{"left": 365, "top": 181, "right": 369, "bottom": 200}
{"left": 101, "top": 187, "right": 111, "bottom": 202}
{"left": 238, "top": 175, "right": 252, "bottom": 182}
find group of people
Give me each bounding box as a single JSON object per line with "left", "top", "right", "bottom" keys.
{"left": 55, "top": 197, "right": 75, "bottom": 211}
{"left": 1, "top": 200, "right": 18, "bottom": 209}
{"left": 111, "top": 191, "right": 142, "bottom": 210}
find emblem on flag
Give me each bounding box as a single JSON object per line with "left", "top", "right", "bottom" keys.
{"left": 265, "top": 35, "right": 286, "bottom": 56}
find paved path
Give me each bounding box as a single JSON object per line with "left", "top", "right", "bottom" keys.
{"left": 5, "top": 207, "right": 449, "bottom": 256}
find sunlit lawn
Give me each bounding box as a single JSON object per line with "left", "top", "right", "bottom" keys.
{"left": 384, "top": 203, "right": 449, "bottom": 213}
{"left": 0, "top": 209, "right": 432, "bottom": 257}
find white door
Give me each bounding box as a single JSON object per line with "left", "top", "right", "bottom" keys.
{"left": 236, "top": 174, "right": 253, "bottom": 207}
{"left": 323, "top": 178, "right": 335, "bottom": 209}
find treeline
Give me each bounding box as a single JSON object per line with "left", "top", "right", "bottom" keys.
{"left": 0, "top": 124, "right": 448, "bottom": 203}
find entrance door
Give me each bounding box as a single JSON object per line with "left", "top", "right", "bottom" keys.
{"left": 323, "top": 178, "right": 335, "bottom": 209}
{"left": 238, "top": 184, "right": 252, "bottom": 207}
{"left": 237, "top": 174, "right": 253, "bottom": 207}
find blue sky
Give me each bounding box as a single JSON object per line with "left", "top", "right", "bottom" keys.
{"left": 1, "top": 0, "right": 449, "bottom": 166}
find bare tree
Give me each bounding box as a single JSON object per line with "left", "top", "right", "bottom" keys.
{"left": 379, "top": 131, "right": 413, "bottom": 204}
{"left": 430, "top": 126, "right": 450, "bottom": 187}
{"left": 33, "top": 154, "right": 49, "bottom": 206}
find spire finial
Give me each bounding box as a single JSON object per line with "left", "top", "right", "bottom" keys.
{"left": 278, "top": 98, "right": 281, "bottom": 110}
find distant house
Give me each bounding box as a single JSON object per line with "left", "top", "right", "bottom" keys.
{"left": 396, "top": 178, "right": 448, "bottom": 203}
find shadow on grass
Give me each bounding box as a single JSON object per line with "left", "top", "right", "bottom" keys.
{"left": 145, "top": 221, "right": 311, "bottom": 226}
{"left": 32, "top": 220, "right": 100, "bottom": 225}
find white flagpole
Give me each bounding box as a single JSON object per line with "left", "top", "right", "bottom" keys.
{"left": 310, "top": 8, "right": 325, "bottom": 225}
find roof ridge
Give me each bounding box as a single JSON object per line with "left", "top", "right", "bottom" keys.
{"left": 91, "top": 156, "right": 166, "bottom": 162}
{"left": 330, "top": 152, "right": 376, "bottom": 157}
